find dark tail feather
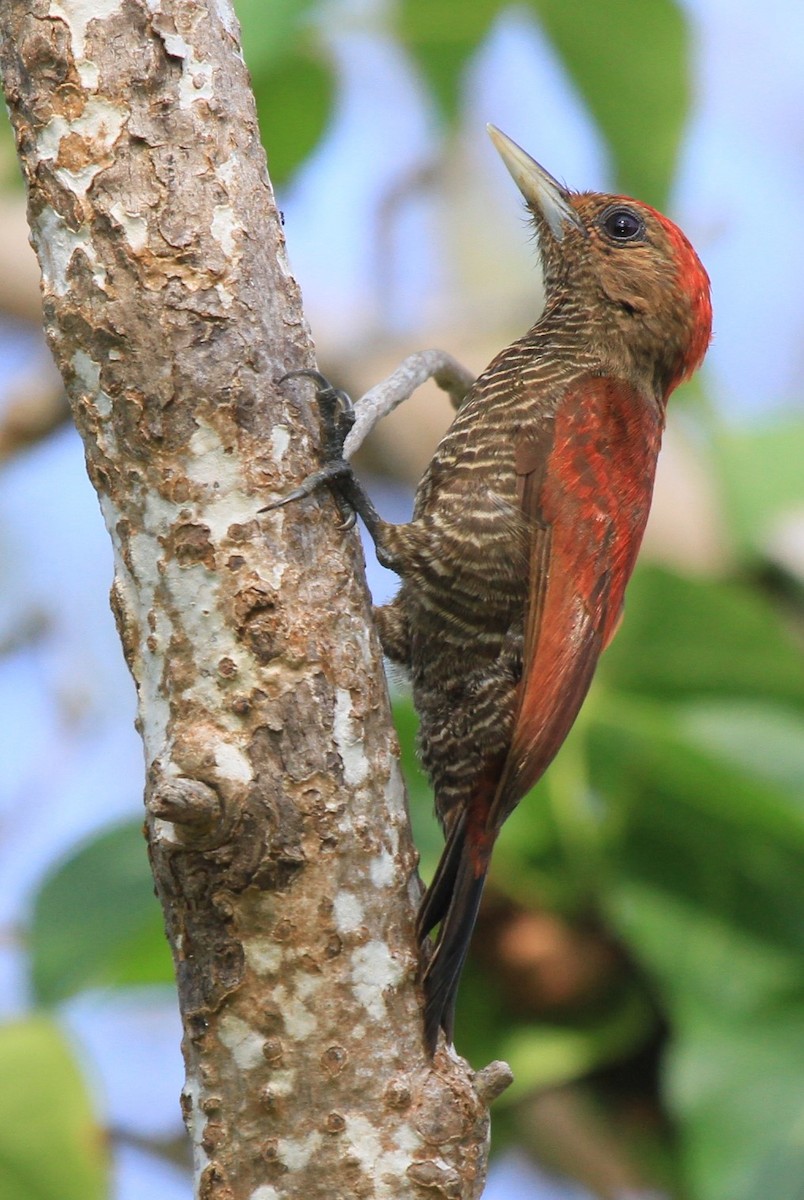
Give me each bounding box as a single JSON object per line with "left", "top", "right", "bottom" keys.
{"left": 417, "top": 811, "right": 467, "bottom": 942}
{"left": 418, "top": 815, "right": 490, "bottom": 1054}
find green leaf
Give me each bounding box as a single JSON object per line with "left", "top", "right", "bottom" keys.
{"left": 398, "top": 0, "right": 504, "bottom": 121}
{"left": 529, "top": 0, "right": 690, "bottom": 206}
{"left": 600, "top": 694, "right": 804, "bottom": 1200}
{"left": 600, "top": 566, "right": 804, "bottom": 711}
{"left": 234, "top": 1, "right": 335, "bottom": 183}
{"left": 610, "top": 887, "right": 804, "bottom": 1200}
{"left": 713, "top": 419, "right": 804, "bottom": 558}
{"left": 392, "top": 695, "right": 443, "bottom": 880}
{"left": 492, "top": 714, "right": 605, "bottom": 913}
{"left": 0, "top": 1018, "right": 107, "bottom": 1200}
{"left": 677, "top": 700, "right": 804, "bottom": 795}
{"left": 29, "top": 821, "right": 174, "bottom": 1005}
{"left": 401, "top": 1, "right": 690, "bottom": 203}
{"left": 740, "top": 1111, "right": 804, "bottom": 1200}
{"left": 253, "top": 51, "right": 335, "bottom": 185}
{"left": 236, "top": 0, "right": 320, "bottom": 74}
{"left": 501, "top": 984, "right": 655, "bottom": 1098}
{"left": 0, "top": 101, "right": 23, "bottom": 191}
{"left": 593, "top": 698, "right": 804, "bottom": 886}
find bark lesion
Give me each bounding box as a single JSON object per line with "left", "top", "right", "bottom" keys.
{"left": 0, "top": 1, "right": 501, "bottom": 1195}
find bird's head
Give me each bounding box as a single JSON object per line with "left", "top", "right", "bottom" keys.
{"left": 488, "top": 125, "right": 712, "bottom": 401}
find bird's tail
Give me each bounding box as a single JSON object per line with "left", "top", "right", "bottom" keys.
{"left": 417, "top": 810, "right": 492, "bottom": 1054}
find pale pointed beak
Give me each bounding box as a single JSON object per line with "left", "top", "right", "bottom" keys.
{"left": 487, "top": 124, "right": 587, "bottom": 241}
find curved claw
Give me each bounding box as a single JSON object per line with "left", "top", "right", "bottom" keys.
{"left": 260, "top": 460, "right": 352, "bottom": 514}
{"left": 259, "top": 489, "right": 305, "bottom": 515}
{"left": 279, "top": 369, "right": 354, "bottom": 421}
{"left": 338, "top": 508, "right": 357, "bottom": 531}
{"left": 279, "top": 368, "right": 336, "bottom": 393}
{"left": 280, "top": 367, "right": 333, "bottom": 391}
{"left": 270, "top": 371, "right": 363, "bottom": 528}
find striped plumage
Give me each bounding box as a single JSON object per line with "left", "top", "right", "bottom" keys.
{"left": 376, "top": 328, "right": 596, "bottom": 819}
{"left": 364, "top": 130, "right": 711, "bottom": 1052}
{"left": 273, "top": 128, "right": 712, "bottom": 1053}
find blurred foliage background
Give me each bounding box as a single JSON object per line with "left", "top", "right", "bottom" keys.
{"left": 0, "top": 1, "right": 803, "bottom": 1199}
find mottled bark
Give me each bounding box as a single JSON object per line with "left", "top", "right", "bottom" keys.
{"left": 0, "top": 2, "right": 499, "bottom": 1197}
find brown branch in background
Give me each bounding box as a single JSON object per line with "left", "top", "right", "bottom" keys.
{"left": 0, "top": 194, "right": 44, "bottom": 323}
{"left": 0, "top": 361, "right": 69, "bottom": 462}
{"left": 0, "top": 194, "right": 70, "bottom": 462}
{"left": 0, "top": 2, "right": 495, "bottom": 1196}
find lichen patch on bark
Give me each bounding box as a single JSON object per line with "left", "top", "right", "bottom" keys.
{"left": 0, "top": 1, "right": 496, "bottom": 1195}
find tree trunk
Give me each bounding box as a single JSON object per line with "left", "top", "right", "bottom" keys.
{"left": 0, "top": 1, "right": 499, "bottom": 1196}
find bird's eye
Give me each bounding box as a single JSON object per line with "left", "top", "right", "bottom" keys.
{"left": 600, "top": 206, "right": 645, "bottom": 242}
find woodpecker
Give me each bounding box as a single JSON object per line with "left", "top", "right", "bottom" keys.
{"left": 270, "top": 126, "right": 712, "bottom": 1054}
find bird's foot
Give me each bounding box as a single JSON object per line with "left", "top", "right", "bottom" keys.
{"left": 262, "top": 370, "right": 358, "bottom": 528}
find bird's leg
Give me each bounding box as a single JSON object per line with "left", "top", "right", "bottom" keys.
{"left": 266, "top": 354, "right": 475, "bottom": 567}
{"left": 263, "top": 370, "right": 388, "bottom": 547}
